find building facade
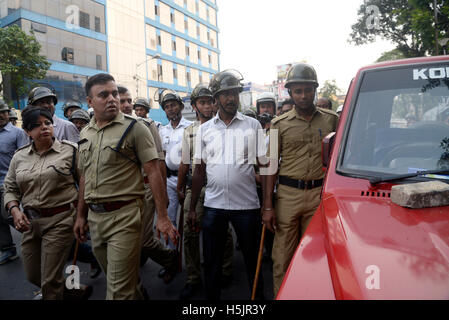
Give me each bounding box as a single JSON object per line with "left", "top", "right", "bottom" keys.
{"left": 0, "top": 0, "right": 220, "bottom": 122}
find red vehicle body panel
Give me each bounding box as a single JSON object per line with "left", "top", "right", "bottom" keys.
{"left": 277, "top": 55, "right": 449, "bottom": 300}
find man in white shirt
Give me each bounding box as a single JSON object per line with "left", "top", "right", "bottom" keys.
{"left": 189, "top": 70, "right": 265, "bottom": 300}
{"left": 27, "top": 87, "right": 79, "bottom": 143}
{"left": 159, "top": 90, "right": 192, "bottom": 251}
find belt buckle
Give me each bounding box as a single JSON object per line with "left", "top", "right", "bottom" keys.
{"left": 25, "top": 208, "right": 41, "bottom": 220}
{"left": 90, "top": 203, "right": 106, "bottom": 213}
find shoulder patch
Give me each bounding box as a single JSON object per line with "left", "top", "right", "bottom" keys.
{"left": 271, "top": 112, "right": 289, "bottom": 124}
{"left": 61, "top": 139, "right": 78, "bottom": 149}
{"left": 16, "top": 143, "right": 31, "bottom": 152}
{"left": 318, "top": 107, "right": 339, "bottom": 118}
{"left": 78, "top": 138, "right": 88, "bottom": 146}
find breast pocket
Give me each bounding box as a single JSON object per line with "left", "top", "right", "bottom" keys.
{"left": 16, "top": 168, "right": 32, "bottom": 186}
{"left": 283, "top": 135, "right": 307, "bottom": 157}
{"left": 78, "top": 140, "right": 92, "bottom": 169}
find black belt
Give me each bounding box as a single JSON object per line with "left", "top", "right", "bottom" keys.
{"left": 278, "top": 176, "right": 323, "bottom": 190}
{"left": 24, "top": 201, "right": 77, "bottom": 220}
{"left": 167, "top": 168, "right": 178, "bottom": 178}
{"left": 88, "top": 199, "right": 135, "bottom": 213}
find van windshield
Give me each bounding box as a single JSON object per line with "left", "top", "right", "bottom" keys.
{"left": 340, "top": 63, "right": 449, "bottom": 180}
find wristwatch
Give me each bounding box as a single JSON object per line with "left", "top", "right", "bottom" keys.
{"left": 7, "top": 205, "right": 19, "bottom": 216}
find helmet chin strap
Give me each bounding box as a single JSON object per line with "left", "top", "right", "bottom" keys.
{"left": 169, "top": 112, "right": 182, "bottom": 122}
{"left": 196, "top": 108, "right": 212, "bottom": 120}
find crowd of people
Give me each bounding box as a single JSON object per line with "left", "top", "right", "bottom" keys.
{"left": 0, "top": 62, "right": 339, "bottom": 300}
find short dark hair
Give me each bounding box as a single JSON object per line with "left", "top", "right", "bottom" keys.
{"left": 21, "top": 105, "right": 53, "bottom": 132}
{"left": 85, "top": 73, "right": 115, "bottom": 97}
{"left": 118, "top": 86, "right": 130, "bottom": 95}
{"left": 281, "top": 99, "right": 294, "bottom": 107}
{"left": 318, "top": 97, "right": 332, "bottom": 109}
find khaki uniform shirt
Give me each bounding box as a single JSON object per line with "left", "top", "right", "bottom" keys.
{"left": 270, "top": 107, "right": 339, "bottom": 181}
{"left": 78, "top": 113, "right": 158, "bottom": 203}
{"left": 181, "top": 121, "right": 200, "bottom": 176}
{"left": 4, "top": 139, "right": 79, "bottom": 209}
{"left": 141, "top": 118, "right": 164, "bottom": 161}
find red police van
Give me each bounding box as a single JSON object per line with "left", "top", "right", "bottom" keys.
{"left": 277, "top": 56, "right": 449, "bottom": 300}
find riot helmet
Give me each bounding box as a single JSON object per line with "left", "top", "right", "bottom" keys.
{"left": 209, "top": 69, "right": 244, "bottom": 98}
{"left": 256, "top": 92, "right": 277, "bottom": 115}
{"left": 0, "top": 99, "right": 9, "bottom": 112}
{"left": 134, "top": 98, "right": 151, "bottom": 111}
{"left": 190, "top": 83, "right": 214, "bottom": 105}
{"left": 159, "top": 89, "right": 184, "bottom": 110}
{"left": 69, "top": 109, "right": 90, "bottom": 123}
{"left": 62, "top": 100, "right": 82, "bottom": 118}
{"left": 28, "top": 87, "right": 58, "bottom": 106}
{"left": 285, "top": 63, "right": 319, "bottom": 89}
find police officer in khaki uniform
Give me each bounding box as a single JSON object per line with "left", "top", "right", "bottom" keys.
{"left": 73, "top": 73, "right": 178, "bottom": 300}
{"left": 177, "top": 83, "right": 234, "bottom": 300}
{"left": 132, "top": 97, "right": 178, "bottom": 284}
{"left": 263, "top": 63, "right": 338, "bottom": 297}
{"left": 4, "top": 106, "right": 79, "bottom": 300}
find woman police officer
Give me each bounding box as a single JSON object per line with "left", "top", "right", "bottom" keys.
{"left": 3, "top": 106, "right": 80, "bottom": 300}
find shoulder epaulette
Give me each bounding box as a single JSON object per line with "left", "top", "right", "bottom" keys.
{"left": 61, "top": 140, "right": 78, "bottom": 149}
{"left": 139, "top": 118, "right": 155, "bottom": 128}
{"left": 15, "top": 143, "right": 31, "bottom": 152}
{"left": 77, "top": 138, "right": 88, "bottom": 147}
{"left": 271, "top": 112, "right": 289, "bottom": 124}
{"left": 123, "top": 114, "right": 137, "bottom": 122}
{"left": 318, "top": 107, "right": 339, "bottom": 118}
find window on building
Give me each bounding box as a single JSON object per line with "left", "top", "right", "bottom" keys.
{"left": 170, "top": 12, "right": 175, "bottom": 24}
{"left": 207, "top": 7, "right": 210, "bottom": 20}
{"left": 96, "top": 55, "right": 102, "bottom": 70}
{"left": 186, "top": 45, "right": 190, "bottom": 56}
{"left": 172, "top": 40, "right": 177, "bottom": 52}
{"left": 62, "top": 47, "right": 74, "bottom": 64}
{"left": 187, "top": 71, "right": 191, "bottom": 83}
{"left": 195, "top": 2, "right": 199, "bottom": 14}
{"left": 196, "top": 25, "right": 200, "bottom": 38}
{"left": 157, "top": 35, "right": 161, "bottom": 46}
{"left": 157, "top": 64, "right": 163, "bottom": 81}
{"left": 31, "top": 22, "right": 47, "bottom": 33}
{"left": 208, "top": 54, "right": 211, "bottom": 64}
{"left": 155, "top": 5, "right": 159, "bottom": 16}
{"left": 183, "top": 0, "right": 187, "bottom": 6}
{"left": 197, "top": 50, "right": 201, "bottom": 60}
{"left": 199, "top": 74, "right": 203, "bottom": 83}
{"left": 79, "top": 11, "right": 90, "bottom": 29}
{"left": 95, "top": 17, "right": 101, "bottom": 32}
{"left": 184, "top": 20, "right": 188, "bottom": 32}
{"left": 210, "top": 38, "right": 215, "bottom": 47}
{"left": 173, "top": 68, "right": 178, "bottom": 80}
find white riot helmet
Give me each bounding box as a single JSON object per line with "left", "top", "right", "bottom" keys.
{"left": 256, "top": 92, "right": 276, "bottom": 115}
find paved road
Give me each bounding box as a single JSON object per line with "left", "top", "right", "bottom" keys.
{"left": 0, "top": 225, "right": 274, "bottom": 300}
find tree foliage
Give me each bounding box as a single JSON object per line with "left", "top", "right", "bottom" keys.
{"left": 349, "top": 0, "right": 449, "bottom": 58}
{"left": 376, "top": 48, "right": 406, "bottom": 62}
{"left": 0, "top": 25, "right": 50, "bottom": 108}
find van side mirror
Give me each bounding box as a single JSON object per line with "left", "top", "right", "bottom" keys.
{"left": 322, "top": 132, "right": 336, "bottom": 168}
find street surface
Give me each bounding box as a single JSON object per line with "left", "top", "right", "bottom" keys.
{"left": 0, "top": 225, "right": 274, "bottom": 300}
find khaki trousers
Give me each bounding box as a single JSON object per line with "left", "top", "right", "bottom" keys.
{"left": 141, "top": 188, "right": 175, "bottom": 268}
{"left": 88, "top": 199, "right": 143, "bottom": 300}
{"left": 272, "top": 184, "right": 321, "bottom": 297}
{"left": 183, "top": 188, "right": 234, "bottom": 285}
{"left": 21, "top": 209, "right": 75, "bottom": 300}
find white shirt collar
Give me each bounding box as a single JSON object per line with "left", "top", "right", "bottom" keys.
{"left": 213, "top": 111, "right": 244, "bottom": 125}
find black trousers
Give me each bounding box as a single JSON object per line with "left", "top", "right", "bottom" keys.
{"left": 202, "top": 207, "right": 264, "bottom": 300}
{"left": 0, "top": 186, "right": 15, "bottom": 251}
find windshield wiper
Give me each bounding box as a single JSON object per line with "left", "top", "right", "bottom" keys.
{"left": 369, "top": 169, "right": 449, "bottom": 185}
